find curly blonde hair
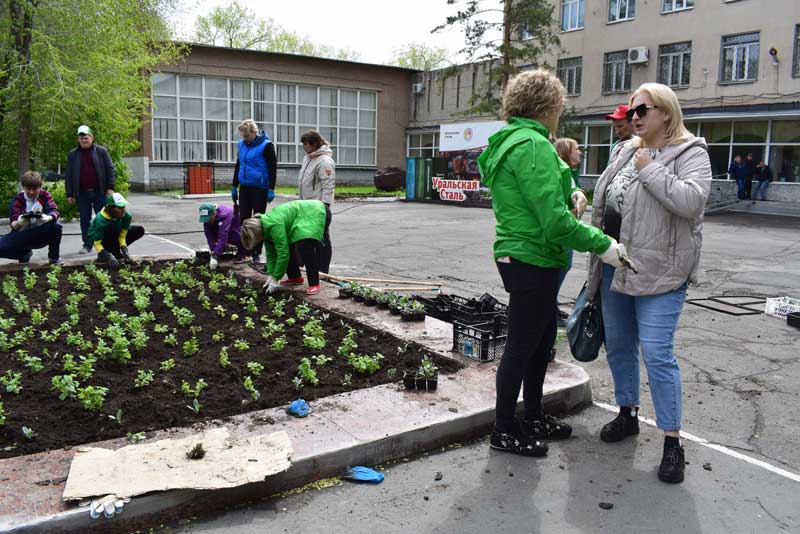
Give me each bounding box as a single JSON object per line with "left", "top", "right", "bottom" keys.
{"left": 501, "top": 69, "right": 565, "bottom": 122}
{"left": 237, "top": 119, "right": 259, "bottom": 136}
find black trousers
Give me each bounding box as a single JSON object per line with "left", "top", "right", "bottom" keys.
{"left": 286, "top": 206, "right": 332, "bottom": 285}
{"left": 102, "top": 225, "right": 145, "bottom": 257}
{"left": 494, "top": 259, "right": 560, "bottom": 433}
{"left": 239, "top": 185, "right": 269, "bottom": 255}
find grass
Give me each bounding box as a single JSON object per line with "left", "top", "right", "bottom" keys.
{"left": 153, "top": 184, "right": 404, "bottom": 198}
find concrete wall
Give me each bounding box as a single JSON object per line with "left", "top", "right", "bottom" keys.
{"left": 124, "top": 156, "right": 149, "bottom": 192}
{"left": 763, "top": 182, "right": 800, "bottom": 203}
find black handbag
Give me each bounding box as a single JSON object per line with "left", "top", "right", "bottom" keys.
{"left": 567, "top": 283, "right": 605, "bottom": 362}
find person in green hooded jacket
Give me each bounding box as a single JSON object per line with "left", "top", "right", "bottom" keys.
{"left": 477, "top": 69, "right": 630, "bottom": 458}
{"left": 239, "top": 199, "right": 331, "bottom": 296}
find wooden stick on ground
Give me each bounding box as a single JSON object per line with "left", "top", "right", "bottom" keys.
{"left": 318, "top": 272, "right": 441, "bottom": 287}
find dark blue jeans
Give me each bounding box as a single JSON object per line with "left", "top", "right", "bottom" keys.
{"left": 736, "top": 178, "right": 746, "bottom": 200}
{"left": 0, "top": 222, "right": 62, "bottom": 261}
{"left": 78, "top": 190, "right": 106, "bottom": 248}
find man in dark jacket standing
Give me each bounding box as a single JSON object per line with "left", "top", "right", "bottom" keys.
{"left": 743, "top": 152, "right": 756, "bottom": 200}
{"left": 65, "top": 125, "right": 115, "bottom": 254}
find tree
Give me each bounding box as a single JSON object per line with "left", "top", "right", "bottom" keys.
{"left": 0, "top": 0, "right": 184, "bottom": 200}
{"left": 433, "top": 0, "right": 560, "bottom": 116}
{"left": 390, "top": 43, "right": 450, "bottom": 70}
{"left": 192, "top": 1, "right": 359, "bottom": 61}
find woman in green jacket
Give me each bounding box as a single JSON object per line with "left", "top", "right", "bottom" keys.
{"left": 240, "top": 200, "right": 331, "bottom": 295}
{"left": 478, "top": 69, "right": 629, "bottom": 457}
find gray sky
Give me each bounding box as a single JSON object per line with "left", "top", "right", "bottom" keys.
{"left": 174, "top": 0, "right": 504, "bottom": 65}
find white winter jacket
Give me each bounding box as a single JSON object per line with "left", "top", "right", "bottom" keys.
{"left": 298, "top": 145, "right": 335, "bottom": 205}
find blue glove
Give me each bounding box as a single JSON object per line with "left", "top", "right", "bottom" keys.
{"left": 267, "top": 189, "right": 275, "bottom": 202}
{"left": 231, "top": 186, "right": 238, "bottom": 202}
{"left": 343, "top": 466, "right": 384, "bottom": 484}
{"left": 286, "top": 399, "right": 309, "bottom": 417}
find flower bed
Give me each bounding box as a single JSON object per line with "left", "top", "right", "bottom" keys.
{"left": 0, "top": 261, "right": 461, "bottom": 458}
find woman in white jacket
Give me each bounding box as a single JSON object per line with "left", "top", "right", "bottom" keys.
{"left": 295, "top": 130, "right": 335, "bottom": 276}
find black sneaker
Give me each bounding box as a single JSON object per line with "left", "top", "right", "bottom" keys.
{"left": 489, "top": 428, "right": 548, "bottom": 457}
{"left": 18, "top": 250, "right": 33, "bottom": 264}
{"left": 658, "top": 438, "right": 685, "bottom": 483}
{"left": 600, "top": 409, "right": 640, "bottom": 443}
{"left": 521, "top": 414, "right": 573, "bottom": 441}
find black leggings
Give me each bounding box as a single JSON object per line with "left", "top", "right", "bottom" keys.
{"left": 494, "top": 259, "right": 560, "bottom": 433}
{"left": 286, "top": 206, "right": 332, "bottom": 285}
{"left": 239, "top": 185, "right": 269, "bottom": 255}
{"left": 102, "top": 225, "right": 145, "bottom": 257}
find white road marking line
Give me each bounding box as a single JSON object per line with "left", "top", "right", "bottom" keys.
{"left": 146, "top": 234, "right": 195, "bottom": 254}
{"left": 593, "top": 401, "right": 800, "bottom": 483}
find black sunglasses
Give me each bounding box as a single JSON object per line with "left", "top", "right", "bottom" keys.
{"left": 626, "top": 104, "right": 659, "bottom": 122}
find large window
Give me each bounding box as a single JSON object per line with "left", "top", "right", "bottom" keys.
{"left": 658, "top": 42, "right": 691, "bottom": 88}
{"left": 662, "top": 0, "right": 693, "bottom": 13}
{"left": 603, "top": 51, "right": 631, "bottom": 93}
{"left": 407, "top": 132, "right": 439, "bottom": 159}
{"left": 608, "top": 0, "right": 635, "bottom": 23}
{"left": 793, "top": 25, "right": 800, "bottom": 78}
{"left": 557, "top": 57, "right": 582, "bottom": 96}
{"left": 721, "top": 32, "right": 759, "bottom": 82}
{"left": 561, "top": 0, "right": 584, "bottom": 32}
{"left": 583, "top": 125, "right": 614, "bottom": 176}
{"left": 151, "top": 74, "right": 378, "bottom": 165}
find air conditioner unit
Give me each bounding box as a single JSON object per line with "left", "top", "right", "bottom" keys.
{"left": 628, "top": 47, "right": 649, "bottom": 64}
{"left": 412, "top": 83, "right": 426, "bottom": 95}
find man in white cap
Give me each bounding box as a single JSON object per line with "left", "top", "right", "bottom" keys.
{"left": 65, "top": 125, "right": 116, "bottom": 254}
{"left": 87, "top": 193, "right": 145, "bottom": 268}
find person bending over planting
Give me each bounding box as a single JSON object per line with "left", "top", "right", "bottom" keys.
{"left": 199, "top": 203, "right": 245, "bottom": 270}
{"left": 239, "top": 199, "right": 331, "bottom": 296}
{"left": 88, "top": 193, "right": 145, "bottom": 269}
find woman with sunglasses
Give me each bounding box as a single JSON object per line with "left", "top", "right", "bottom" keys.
{"left": 586, "top": 83, "right": 711, "bottom": 483}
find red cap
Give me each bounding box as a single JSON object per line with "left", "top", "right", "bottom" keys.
{"left": 605, "top": 105, "right": 629, "bottom": 120}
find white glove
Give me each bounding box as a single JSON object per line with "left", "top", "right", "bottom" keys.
{"left": 89, "top": 494, "right": 126, "bottom": 519}
{"left": 599, "top": 239, "right": 638, "bottom": 272}
{"left": 40, "top": 214, "right": 53, "bottom": 224}
{"left": 209, "top": 256, "right": 219, "bottom": 271}
{"left": 571, "top": 191, "right": 588, "bottom": 219}
{"left": 262, "top": 275, "right": 279, "bottom": 294}
{"left": 10, "top": 219, "right": 24, "bottom": 231}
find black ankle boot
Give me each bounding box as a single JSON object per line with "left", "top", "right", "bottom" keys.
{"left": 490, "top": 427, "right": 549, "bottom": 457}
{"left": 658, "top": 436, "right": 685, "bottom": 483}
{"left": 600, "top": 407, "right": 640, "bottom": 443}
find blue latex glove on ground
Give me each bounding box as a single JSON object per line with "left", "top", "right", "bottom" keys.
{"left": 231, "top": 186, "right": 238, "bottom": 202}
{"left": 267, "top": 189, "right": 275, "bottom": 202}
{"left": 286, "top": 399, "right": 309, "bottom": 417}
{"left": 343, "top": 466, "right": 384, "bottom": 484}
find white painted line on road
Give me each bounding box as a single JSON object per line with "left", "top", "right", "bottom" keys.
{"left": 146, "top": 234, "right": 195, "bottom": 254}
{"left": 593, "top": 401, "right": 800, "bottom": 483}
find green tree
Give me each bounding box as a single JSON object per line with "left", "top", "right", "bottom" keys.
{"left": 434, "top": 0, "right": 560, "bottom": 116}
{"left": 192, "top": 1, "right": 359, "bottom": 61}
{"left": 0, "top": 0, "right": 184, "bottom": 202}
{"left": 390, "top": 42, "right": 450, "bottom": 70}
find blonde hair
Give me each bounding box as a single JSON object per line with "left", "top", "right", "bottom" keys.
{"left": 239, "top": 217, "right": 264, "bottom": 251}
{"left": 237, "top": 119, "right": 259, "bottom": 136}
{"left": 629, "top": 83, "right": 692, "bottom": 147}
{"left": 554, "top": 138, "right": 579, "bottom": 164}
{"left": 501, "top": 69, "right": 565, "bottom": 122}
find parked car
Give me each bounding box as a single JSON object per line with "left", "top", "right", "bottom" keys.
{"left": 37, "top": 169, "right": 65, "bottom": 181}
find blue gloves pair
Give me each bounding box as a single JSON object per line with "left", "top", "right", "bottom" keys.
{"left": 231, "top": 186, "right": 275, "bottom": 203}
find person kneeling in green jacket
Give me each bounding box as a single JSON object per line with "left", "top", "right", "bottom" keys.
{"left": 239, "top": 199, "right": 332, "bottom": 296}
{"left": 88, "top": 193, "right": 145, "bottom": 268}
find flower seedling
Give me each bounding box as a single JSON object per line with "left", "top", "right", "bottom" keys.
{"left": 243, "top": 375, "right": 260, "bottom": 400}
{"left": 219, "top": 346, "right": 230, "bottom": 368}
{"left": 77, "top": 386, "right": 108, "bottom": 412}
{"left": 347, "top": 352, "right": 383, "bottom": 375}
{"left": 21, "top": 426, "right": 37, "bottom": 440}
{"left": 295, "top": 303, "right": 311, "bottom": 320}
{"left": 246, "top": 361, "right": 264, "bottom": 376}
{"left": 297, "top": 358, "right": 319, "bottom": 385}
{"left": 183, "top": 337, "right": 200, "bottom": 357}
{"left": 292, "top": 376, "right": 304, "bottom": 390}
{"left": 313, "top": 354, "right": 331, "bottom": 366}
{"left": 30, "top": 307, "right": 46, "bottom": 326}
{"left": 187, "top": 398, "right": 202, "bottom": 414}
{"left": 1, "top": 370, "right": 22, "bottom": 393}
{"left": 67, "top": 271, "right": 90, "bottom": 291}
{"left": 212, "top": 330, "right": 225, "bottom": 343}
{"left": 22, "top": 268, "right": 37, "bottom": 289}
{"left": 164, "top": 333, "right": 178, "bottom": 347}
{"left": 0, "top": 402, "right": 5, "bottom": 425}
{"left": 418, "top": 355, "right": 438, "bottom": 378}
{"left": 387, "top": 368, "right": 397, "bottom": 379}
{"left": 233, "top": 339, "right": 250, "bottom": 352}
{"left": 244, "top": 317, "right": 255, "bottom": 329}
{"left": 180, "top": 379, "right": 207, "bottom": 398}
{"left": 337, "top": 327, "right": 358, "bottom": 357}
{"left": 230, "top": 313, "right": 239, "bottom": 322}
{"left": 109, "top": 409, "right": 124, "bottom": 425}
{"left": 214, "top": 305, "right": 226, "bottom": 318}
{"left": 46, "top": 265, "right": 61, "bottom": 289}
{"left": 160, "top": 358, "right": 176, "bottom": 371}
{"left": 342, "top": 373, "right": 352, "bottom": 387}
{"left": 134, "top": 369, "right": 155, "bottom": 388}
{"left": 23, "top": 355, "right": 44, "bottom": 372}
{"left": 172, "top": 307, "right": 195, "bottom": 327}
{"left": 271, "top": 335, "right": 286, "bottom": 351}
{"left": 51, "top": 374, "right": 79, "bottom": 400}
{"left": 127, "top": 432, "right": 146, "bottom": 443}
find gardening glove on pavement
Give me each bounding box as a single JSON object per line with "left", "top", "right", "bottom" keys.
{"left": 96, "top": 249, "right": 120, "bottom": 268}
{"left": 209, "top": 256, "right": 219, "bottom": 270}
{"left": 88, "top": 494, "right": 126, "bottom": 519}
{"left": 263, "top": 275, "right": 279, "bottom": 294}
{"left": 571, "top": 191, "right": 588, "bottom": 219}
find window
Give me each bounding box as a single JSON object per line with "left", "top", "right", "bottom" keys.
{"left": 407, "top": 132, "right": 439, "bottom": 158}
{"left": 603, "top": 51, "right": 631, "bottom": 93}
{"left": 151, "top": 75, "right": 377, "bottom": 165}
{"left": 520, "top": 24, "right": 533, "bottom": 41}
{"left": 721, "top": 32, "right": 759, "bottom": 82}
{"left": 561, "top": 0, "right": 584, "bottom": 31}
{"left": 584, "top": 125, "right": 614, "bottom": 175}
{"left": 662, "top": 0, "right": 693, "bottom": 13}
{"left": 658, "top": 42, "right": 691, "bottom": 87}
{"left": 557, "top": 57, "right": 582, "bottom": 96}
{"left": 793, "top": 25, "right": 800, "bottom": 77}
{"left": 608, "top": 0, "right": 635, "bottom": 23}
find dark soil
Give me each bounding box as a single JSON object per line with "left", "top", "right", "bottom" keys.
{"left": 0, "top": 261, "right": 461, "bottom": 458}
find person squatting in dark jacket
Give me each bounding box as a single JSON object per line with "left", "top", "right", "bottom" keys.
{"left": 0, "top": 171, "right": 62, "bottom": 264}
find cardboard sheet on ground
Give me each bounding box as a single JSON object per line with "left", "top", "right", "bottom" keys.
{"left": 62, "top": 428, "right": 292, "bottom": 501}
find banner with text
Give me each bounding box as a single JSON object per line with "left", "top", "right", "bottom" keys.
{"left": 439, "top": 121, "right": 506, "bottom": 152}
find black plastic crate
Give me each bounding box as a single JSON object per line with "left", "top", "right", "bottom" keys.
{"left": 452, "top": 317, "right": 507, "bottom": 362}
{"left": 788, "top": 312, "right": 800, "bottom": 329}
{"left": 420, "top": 293, "right": 507, "bottom": 325}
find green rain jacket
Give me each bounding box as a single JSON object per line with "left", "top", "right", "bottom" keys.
{"left": 477, "top": 117, "right": 611, "bottom": 269}
{"left": 260, "top": 200, "right": 327, "bottom": 279}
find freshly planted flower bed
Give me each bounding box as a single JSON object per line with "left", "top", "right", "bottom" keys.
{"left": 0, "top": 261, "right": 461, "bottom": 459}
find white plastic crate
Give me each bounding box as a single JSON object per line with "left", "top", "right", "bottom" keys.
{"left": 764, "top": 296, "right": 800, "bottom": 319}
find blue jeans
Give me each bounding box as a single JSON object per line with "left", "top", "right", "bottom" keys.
{"left": 752, "top": 180, "right": 769, "bottom": 200}
{"left": 735, "top": 178, "right": 746, "bottom": 200}
{"left": 600, "top": 264, "right": 687, "bottom": 431}
{"left": 0, "top": 221, "right": 62, "bottom": 261}
{"left": 558, "top": 249, "right": 574, "bottom": 294}
{"left": 78, "top": 189, "right": 106, "bottom": 248}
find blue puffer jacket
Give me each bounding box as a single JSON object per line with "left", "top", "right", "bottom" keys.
{"left": 236, "top": 131, "right": 271, "bottom": 189}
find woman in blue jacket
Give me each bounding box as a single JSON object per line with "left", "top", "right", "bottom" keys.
{"left": 232, "top": 119, "right": 278, "bottom": 264}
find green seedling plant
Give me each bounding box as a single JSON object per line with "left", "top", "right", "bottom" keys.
{"left": 175, "top": 288, "right": 189, "bottom": 298}
{"left": 180, "top": 379, "right": 207, "bottom": 398}
{"left": 303, "top": 318, "right": 326, "bottom": 350}
{"left": 134, "top": 369, "right": 155, "bottom": 388}
{"left": 108, "top": 408, "right": 124, "bottom": 426}
{"left": 295, "top": 303, "right": 311, "bottom": 320}
{"left": 244, "top": 317, "right": 255, "bottom": 329}
{"left": 292, "top": 376, "right": 304, "bottom": 390}
{"left": 0, "top": 402, "right": 5, "bottom": 425}
{"left": 243, "top": 297, "right": 258, "bottom": 314}
{"left": 230, "top": 313, "right": 239, "bottom": 322}
{"left": 212, "top": 330, "right": 225, "bottom": 343}
{"left": 218, "top": 346, "right": 230, "bottom": 368}
{"left": 189, "top": 325, "right": 202, "bottom": 336}
{"left": 418, "top": 355, "right": 438, "bottom": 378}
{"left": 67, "top": 271, "right": 90, "bottom": 291}
{"left": 313, "top": 354, "right": 331, "bottom": 366}
{"left": 22, "top": 426, "right": 37, "bottom": 440}
{"left": 271, "top": 335, "right": 286, "bottom": 351}
{"left": 172, "top": 307, "right": 195, "bottom": 327}
{"left": 214, "top": 305, "right": 226, "bottom": 318}
{"left": 30, "top": 307, "right": 46, "bottom": 326}
{"left": 187, "top": 398, "right": 202, "bottom": 414}
{"left": 11, "top": 294, "right": 30, "bottom": 314}
{"left": 182, "top": 337, "right": 200, "bottom": 357}
{"left": 337, "top": 327, "right": 358, "bottom": 357}
{"left": 272, "top": 298, "right": 286, "bottom": 317}
{"left": 342, "top": 373, "right": 352, "bottom": 387}
{"left": 22, "top": 268, "right": 37, "bottom": 290}
{"left": 127, "top": 432, "right": 146, "bottom": 443}
{"left": 243, "top": 375, "right": 260, "bottom": 400}
{"left": 387, "top": 368, "right": 397, "bottom": 379}
{"left": 347, "top": 352, "right": 383, "bottom": 375}
{"left": 285, "top": 317, "right": 296, "bottom": 327}
{"left": 51, "top": 374, "right": 79, "bottom": 400}
{"left": 1, "top": 370, "right": 22, "bottom": 393}
{"left": 233, "top": 339, "right": 250, "bottom": 351}
{"left": 297, "top": 358, "right": 319, "bottom": 385}
{"left": 23, "top": 355, "right": 44, "bottom": 372}
{"left": 46, "top": 266, "right": 61, "bottom": 289}
{"left": 164, "top": 333, "right": 178, "bottom": 347}
{"left": 246, "top": 361, "right": 264, "bottom": 376}
{"left": 160, "top": 358, "right": 176, "bottom": 371}
{"left": 77, "top": 386, "right": 108, "bottom": 412}
{"left": 45, "top": 288, "right": 59, "bottom": 308}
{"left": 153, "top": 324, "right": 170, "bottom": 334}
{"left": 131, "top": 331, "right": 149, "bottom": 350}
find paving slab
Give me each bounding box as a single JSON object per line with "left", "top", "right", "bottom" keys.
{"left": 0, "top": 256, "right": 591, "bottom": 534}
